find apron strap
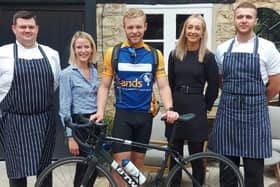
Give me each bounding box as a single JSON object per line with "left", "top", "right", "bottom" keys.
{"left": 13, "top": 43, "right": 18, "bottom": 60}
{"left": 253, "top": 37, "right": 259, "bottom": 54}
{"left": 227, "top": 36, "right": 259, "bottom": 54}
{"left": 227, "top": 39, "right": 235, "bottom": 53}
{"left": 38, "top": 45, "right": 49, "bottom": 62}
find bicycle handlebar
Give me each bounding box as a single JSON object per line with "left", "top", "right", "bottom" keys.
{"left": 64, "top": 116, "right": 105, "bottom": 130}
{"left": 64, "top": 116, "right": 107, "bottom": 149}
{"left": 161, "top": 113, "right": 195, "bottom": 122}
{"left": 64, "top": 113, "right": 195, "bottom": 149}
{"left": 65, "top": 112, "right": 195, "bottom": 131}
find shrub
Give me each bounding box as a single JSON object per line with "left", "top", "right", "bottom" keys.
{"left": 103, "top": 114, "right": 114, "bottom": 136}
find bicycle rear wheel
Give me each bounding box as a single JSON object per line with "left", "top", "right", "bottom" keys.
{"left": 35, "top": 156, "right": 117, "bottom": 187}
{"left": 166, "top": 152, "right": 244, "bottom": 187}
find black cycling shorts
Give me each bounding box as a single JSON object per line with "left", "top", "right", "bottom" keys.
{"left": 111, "top": 109, "right": 153, "bottom": 154}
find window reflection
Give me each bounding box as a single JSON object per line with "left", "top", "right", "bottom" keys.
{"left": 144, "top": 14, "right": 164, "bottom": 54}
{"left": 255, "top": 8, "right": 280, "bottom": 101}
{"left": 256, "top": 8, "right": 280, "bottom": 51}
{"left": 176, "top": 15, "right": 190, "bottom": 39}
{"left": 145, "top": 14, "right": 163, "bottom": 40}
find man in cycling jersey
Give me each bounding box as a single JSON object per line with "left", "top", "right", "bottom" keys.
{"left": 91, "top": 8, "right": 178, "bottom": 187}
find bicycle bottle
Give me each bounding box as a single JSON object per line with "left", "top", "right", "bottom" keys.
{"left": 122, "top": 159, "right": 146, "bottom": 185}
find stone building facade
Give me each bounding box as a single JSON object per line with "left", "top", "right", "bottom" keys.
{"left": 95, "top": 0, "right": 280, "bottom": 115}
{"left": 214, "top": 0, "right": 280, "bottom": 46}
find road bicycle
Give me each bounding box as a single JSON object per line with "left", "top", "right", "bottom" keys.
{"left": 35, "top": 113, "right": 244, "bottom": 187}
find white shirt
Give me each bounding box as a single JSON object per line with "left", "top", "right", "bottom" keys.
{"left": 0, "top": 41, "right": 61, "bottom": 102}
{"left": 215, "top": 36, "right": 280, "bottom": 84}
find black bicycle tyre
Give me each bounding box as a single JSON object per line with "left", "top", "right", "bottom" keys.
{"left": 35, "top": 156, "right": 117, "bottom": 187}
{"left": 166, "top": 152, "right": 245, "bottom": 187}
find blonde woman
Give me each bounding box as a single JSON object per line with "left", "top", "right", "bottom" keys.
{"left": 166, "top": 14, "right": 219, "bottom": 186}
{"left": 59, "top": 31, "right": 99, "bottom": 187}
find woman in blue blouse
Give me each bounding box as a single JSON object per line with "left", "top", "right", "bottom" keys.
{"left": 59, "top": 31, "right": 99, "bottom": 186}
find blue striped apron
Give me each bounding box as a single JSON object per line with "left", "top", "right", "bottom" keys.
{"left": 0, "top": 43, "right": 56, "bottom": 178}
{"left": 209, "top": 37, "right": 272, "bottom": 158}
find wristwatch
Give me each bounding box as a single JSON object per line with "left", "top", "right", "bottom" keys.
{"left": 166, "top": 107, "right": 174, "bottom": 111}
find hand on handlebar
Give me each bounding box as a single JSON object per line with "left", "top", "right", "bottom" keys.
{"left": 161, "top": 110, "right": 179, "bottom": 124}
{"left": 90, "top": 112, "right": 103, "bottom": 123}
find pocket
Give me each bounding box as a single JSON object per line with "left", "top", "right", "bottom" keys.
{"left": 72, "top": 79, "right": 86, "bottom": 88}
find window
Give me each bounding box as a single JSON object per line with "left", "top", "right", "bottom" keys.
{"left": 256, "top": 8, "right": 280, "bottom": 51}
{"left": 255, "top": 8, "right": 280, "bottom": 101}
{"left": 128, "top": 4, "right": 214, "bottom": 69}
{"left": 145, "top": 14, "right": 164, "bottom": 52}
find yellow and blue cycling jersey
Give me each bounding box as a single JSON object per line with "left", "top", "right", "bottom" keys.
{"left": 102, "top": 41, "right": 166, "bottom": 113}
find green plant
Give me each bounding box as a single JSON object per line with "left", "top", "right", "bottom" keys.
{"left": 103, "top": 114, "right": 114, "bottom": 136}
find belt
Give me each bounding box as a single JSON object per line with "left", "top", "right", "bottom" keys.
{"left": 175, "top": 85, "right": 203, "bottom": 94}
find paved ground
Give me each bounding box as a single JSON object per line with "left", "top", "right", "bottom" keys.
{"left": 0, "top": 161, "right": 279, "bottom": 186}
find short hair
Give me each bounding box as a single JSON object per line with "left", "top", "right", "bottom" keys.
{"left": 68, "top": 31, "right": 97, "bottom": 65}
{"left": 13, "top": 10, "right": 38, "bottom": 25}
{"left": 123, "top": 8, "right": 146, "bottom": 25}
{"left": 234, "top": 2, "right": 257, "bottom": 16}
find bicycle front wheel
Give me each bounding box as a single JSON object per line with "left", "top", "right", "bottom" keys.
{"left": 35, "top": 156, "right": 117, "bottom": 187}
{"left": 166, "top": 152, "right": 244, "bottom": 187}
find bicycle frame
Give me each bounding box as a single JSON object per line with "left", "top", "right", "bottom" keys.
{"left": 102, "top": 136, "right": 199, "bottom": 187}
{"left": 67, "top": 115, "right": 200, "bottom": 187}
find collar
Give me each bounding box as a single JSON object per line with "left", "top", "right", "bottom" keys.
{"left": 121, "top": 40, "right": 145, "bottom": 49}
{"left": 16, "top": 40, "right": 38, "bottom": 50}
{"left": 70, "top": 63, "right": 94, "bottom": 70}
{"left": 70, "top": 64, "right": 79, "bottom": 70}
{"left": 234, "top": 34, "right": 256, "bottom": 45}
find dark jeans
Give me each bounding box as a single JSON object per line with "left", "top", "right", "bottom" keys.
{"left": 168, "top": 139, "right": 205, "bottom": 187}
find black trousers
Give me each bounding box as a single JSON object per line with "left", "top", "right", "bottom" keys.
{"left": 168, "top": 139, "right": 205, "bottom": 187}
{"left": 9, "top": 178, "right": 27, "bottom": 187}
{"left": 220, "top": 156, "right": 264, "bottom": 187}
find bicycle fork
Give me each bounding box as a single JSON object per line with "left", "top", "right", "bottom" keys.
{"left": 81, "top": 157, "right": 98, "bottom": 187}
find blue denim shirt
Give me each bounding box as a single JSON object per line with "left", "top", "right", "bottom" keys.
{"left": 59, "top": 64, "right": 99, "bottom": 137}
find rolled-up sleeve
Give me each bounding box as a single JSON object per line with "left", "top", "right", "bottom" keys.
{"left": 59, "top": 67, "right": 73, "bottom": 137}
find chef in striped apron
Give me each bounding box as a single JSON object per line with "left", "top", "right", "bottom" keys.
{"left": 0, "top": 11, "right": 60, "bottom": 187}
{"left": 209, "top": 2, "right": 280, "bottom": 187}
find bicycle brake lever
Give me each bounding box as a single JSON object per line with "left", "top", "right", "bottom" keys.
{"left": 177, "top": 113, "right": 195, "bottom": 122}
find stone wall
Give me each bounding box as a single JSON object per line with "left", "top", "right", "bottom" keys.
{"left": 214, "top": 0, "right": 280, "bottom": 47}
{"left": 96, "top": 3, "right": 126, "bottom": 66}
{"left": 95, "top": 3, "right": 127, "bottom": 116}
